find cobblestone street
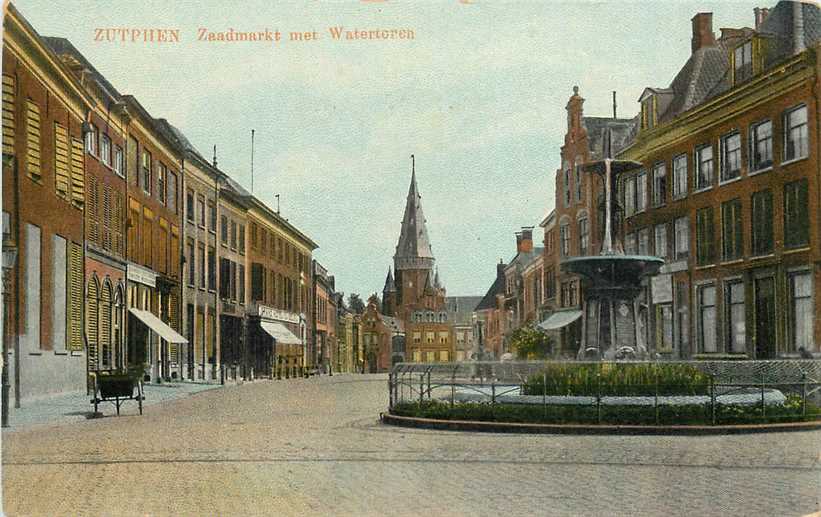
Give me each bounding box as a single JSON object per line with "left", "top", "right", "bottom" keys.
{"left": 2, "top": 374, "right": 820, "bottom": 516}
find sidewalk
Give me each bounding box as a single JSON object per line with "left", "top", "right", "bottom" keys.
{"left": 3, "top": 381, "right": 223, "bottom": 431}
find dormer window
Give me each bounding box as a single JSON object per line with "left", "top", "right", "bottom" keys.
{"left": 641, "top": 96, "right": 656, "bottom": 130}
{"left": 733, "top": 40, "right": 753, "bottom": 84}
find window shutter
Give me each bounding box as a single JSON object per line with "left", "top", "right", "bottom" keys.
{"left": 114, "top": 193, "right": 124, "bottom": 256}
{"left": 100, "top": 282, "right": 112, "bottom": 368}
{"left": 169, "top": 292, "right": 179, "bottom": 362}
{"left": 54, "top": 123, "right": 71, "bottom": 199}
{"left": 86, "top": 279, "right": 99, "bottom": 370}
{"left": 87, "top": 175, "right": 99, "bottom": 245}
{"left": 25, "top": 100, "right": 41, "bottom": 181}
{"left": 67, "top": 242, "right": 84, "bottom": 352}
{"left": 70, "top": 138, "right": 85, "bottom": 208}
{"left": 102, "top": 184, "right": 112, "bottom": 251}
{"left": 2, "top": 75, "right": 15, "bottom": 156}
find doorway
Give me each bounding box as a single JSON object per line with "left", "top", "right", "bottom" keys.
{"left": 754, "top": 277, "right": 776, "bottom": 359}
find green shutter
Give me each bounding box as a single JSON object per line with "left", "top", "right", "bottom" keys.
{"left": 68, "top": 242, "right": 84, "bottom": 352}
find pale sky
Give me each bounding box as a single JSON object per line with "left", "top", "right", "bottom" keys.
{"left": 14, "top": 0, "right": 761, "bottom": 298}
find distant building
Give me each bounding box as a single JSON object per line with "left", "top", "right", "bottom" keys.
{"left": 381, "top": 158, "right": 456, "bottom": 365}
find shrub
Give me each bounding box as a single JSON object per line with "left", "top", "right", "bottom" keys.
{"left": 521, "top": 362, "right": 710, "bottom": 397}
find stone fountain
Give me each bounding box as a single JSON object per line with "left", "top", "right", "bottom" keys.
{"left": 562, "top": 129, "right": 664, "bottom": 360}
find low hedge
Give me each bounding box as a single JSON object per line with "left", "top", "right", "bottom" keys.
{"left": 391, "top": 395, "right": 820, "bottom": 426}
{"left": 521, "top": 362, "right": 711, "bottom": 397}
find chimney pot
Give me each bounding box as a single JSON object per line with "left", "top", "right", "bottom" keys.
{"left": 691, "top": 12, "right": 716, "bottom": 53}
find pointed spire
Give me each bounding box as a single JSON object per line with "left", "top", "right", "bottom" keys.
{"left": 424, "top": 269, "right": 434, "bottom": 292}
{"left": 383, "top": 267, "right": 396, "bottom": 293}
{"left": 434, "top": 267, "right": 441, "bottom": 289}
{"left": 395, "top": 155, "right": 435, "bottom": 271}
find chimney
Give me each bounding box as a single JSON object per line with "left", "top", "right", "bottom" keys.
{"left": 753, "top": 7, "right": 770, "bottom": 30}
{"left": 515, "top": 231, "right": 523, "bottom": 253}
{"left": 497, "top": 260, "right": 506, "bottom": 280}
{"left": 691, "top": 12, "right": 716, "bottom": 53}
{"left": 520, "top": 227, "right": 534, "bottom": 253}
{"left": 794, "top": 1, "right": 805, "bottom": 54}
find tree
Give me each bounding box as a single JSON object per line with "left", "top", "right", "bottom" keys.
{"left": 509, "top": 325, "right": 553, "bottom": 359}
{"left": 347, "top": 293, "right": 365, "bottom": 314}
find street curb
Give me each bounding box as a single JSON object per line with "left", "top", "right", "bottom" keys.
{"left": 380, "top": 412, "right": 821, "bottom": 435}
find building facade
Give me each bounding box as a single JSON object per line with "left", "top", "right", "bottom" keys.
{"left": 618, "top": 2, "right": 821, "bottom": 359}
{"left": 312, "top": 260, "right": 337, "bottom": 373}
{"left": 246, "top": 200, "right": 316, "bottom": 378}
{"left": 2, "top": 5, "right": 93, "bottom": 402}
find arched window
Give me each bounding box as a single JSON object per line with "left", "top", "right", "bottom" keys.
{"left": 114, "top": 284, "right": 125, "bottom": 369}
{"left": 86, "top": 276, "right": 100, "bottom": 371}
{"left": 100, "top": 279, "right": 113, "bottom": 369}
{"left": 438, "top": 312, "right": 447, "bottom": 323}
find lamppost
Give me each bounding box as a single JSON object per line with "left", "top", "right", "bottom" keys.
{"left": 2, "top": 242, "right": 18, "bottom": 428}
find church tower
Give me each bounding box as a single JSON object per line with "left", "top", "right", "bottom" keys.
{"left": 393, "top": 155, "right": 436, "bottom": 312}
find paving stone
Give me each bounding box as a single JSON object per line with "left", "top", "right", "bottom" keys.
{"left": 2, "top": 373, "right": 820, "bottom": 516}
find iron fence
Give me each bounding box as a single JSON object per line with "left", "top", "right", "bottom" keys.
{"left": 387, "top": 360, "right": 821, "bottom": 426}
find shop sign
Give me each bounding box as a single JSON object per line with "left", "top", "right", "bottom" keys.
{"left": 127, "top": 263, "right": 156, "bottom": 287}
{"left": 258, "top": 304, "right": 299, "bottom": 323}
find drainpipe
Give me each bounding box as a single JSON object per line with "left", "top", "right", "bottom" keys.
{"left": 12, "top": 152, "right": 20, "bottom": 409}
{"left": 212, "top": 148, "right": 222, "bottom": 384}
{"left": 179, "top": 152, "right": 185, "bottom": 380}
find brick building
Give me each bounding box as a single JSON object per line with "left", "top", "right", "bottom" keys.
{"left": 2, "top": 5, "right": 92, "bottom": 402}
{"left": 361, "top": 294, "right": 403, "bottom": 372}
{"left": 312, "top": 260, "right": 337, "bottom": 373}
{"left": 246, "top": 199, "right": 316, "bottom": 378}
{"left": 618, "top": 1, "right": 821, "bottom": 359}
{"left": 543, "top": 87, "right": 638, "bottom": 356}
{"left": 120, "top": 96, "right": 185, "bottom": 383}
{"left": 42, "top": 37, "right": 131, "bottom": 385}
{"left": 475, "top": 261, "right": 510, "bottom": 361}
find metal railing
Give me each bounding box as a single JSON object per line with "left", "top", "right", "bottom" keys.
{"left": 387, "top": 360, "right": 821, "bottom": 426}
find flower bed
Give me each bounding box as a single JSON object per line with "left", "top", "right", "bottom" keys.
{"left": 391, "top": 394, "right": 819, "bottom": 426}
{"left": 521, "top": 362, "right": 710, "bottom": 397}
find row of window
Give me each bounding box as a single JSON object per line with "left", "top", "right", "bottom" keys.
{"left": 86, "top": 175, "right": 125, "bottom": 256}
{"left": 19, "top": 222, "right": 85, "bottom": 353}
{"left": 695, "top": 271, "right": 812, "bottom": 354}
{"left": 124, "top": 134, "right": 179, "bottom": 214}
{"left": 249, "top": 263, "right": 305, "bottom": 313}
{"left": 558, "top": 215, "right": 590, "bottom": 257}
{"left": 185, "top": 240, "right": 217, "bottom": 291}
{"left": 411, "top": 350, "right": 451, "bottom": 362}
{"left": 411, "top": 310, "right": 448, "bottom": 323}
{"left": 218, "top": 258, "right": 246, "bottom": 304}
{"left": 623, "top": 180, "right": 809, "bottom": 264}
{"left": 184, "top": 191, "right": 246, "bottom": 253}
{"left": 561, "top": 156, "right": 586, "bottom": 209}
{"left": 249, "top": 222, "right": 307, "bottom": 272}
{"left": 625, "top": 104, "right": 809, "bottom": 216}
{"left": 126, "top": 198, "right": 180, "bottom": 278}
{"left": 412, "top": 331, "right": 451, "bottom": 345}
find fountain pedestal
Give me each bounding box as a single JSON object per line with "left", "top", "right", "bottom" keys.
{"left": 558, "top": 130, "right": 664, "bottom": 360}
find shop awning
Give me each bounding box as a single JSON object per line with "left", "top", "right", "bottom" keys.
{"left": 260, "top": 321, "right": 302, "bottom": 345}
{"left": 538, "top": 310, "right": 583, "bottom": 331}
{"left": 129, "top": 308, "right": 188, "bottom": 344}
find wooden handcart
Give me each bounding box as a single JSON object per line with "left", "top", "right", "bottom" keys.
{"left": 91, "top": 370, "right": 145, "bottom": 416}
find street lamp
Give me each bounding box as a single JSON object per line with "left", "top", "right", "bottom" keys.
{"left": 2, "top": 243, "right": 18, "bottom": 428}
